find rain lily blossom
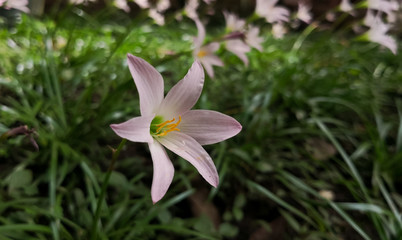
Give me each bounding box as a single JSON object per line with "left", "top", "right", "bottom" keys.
{"left": 115, "top": 0, "right": 130, "bottom": 12}
{"left": 225, "top": 39, "right": 251, "bottom": 66}
{"left": 223, "top": 12, "right": 262, "bottom": 55}
{"left": 339, "top": 0, "right": 354, "bottom": 13}
{"left": 272, "top": 22, "right": 287, "bottom": 39}
{"left": 362, "top": 11, "right": 397, "bottom": 54}
{"left": 245, "top": 25, "right": 264, "bottom": 52}
{"left": 255, "top": 0, "right": 290, "bottom": 23}
{"left": 367, "top": 0, "right": 399, "bottom": 16}
{"left": 110, "top": 54, "right": 242, "bottom": 203}
{"left": 134, "top": 0, "right": 150, "bottom": 8}
{"left": 185, "top": 0, "right": 199, "bottom": 20}
{"left": 296, "top": 2, "right": 312, "bottom": 24}
{"left": 223, "top": 11, "right": 246, "bottom": 32}
{"left": 193, "top": 18, "right": 224, "bottom": 78}
{"left": 1, "top": 0, "right": 29, "bottom": 12}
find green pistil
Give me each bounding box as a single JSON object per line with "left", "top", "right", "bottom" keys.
{"left": 150, "top": 116, "right": 164, "bottom": 136}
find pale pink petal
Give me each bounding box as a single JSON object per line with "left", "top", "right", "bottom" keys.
{"left": 185, "top": 0, "right": 199, "bottom": 20}
{"left": 223, "top": 11, "right": 246, "bottom": 32}
{"left": 203, "top": 55, "right": 224, "bottom": 67}
{"left": 156, "top": 0, "right": 170, "bottom": 12}
{"left": 148, "top": 140, "right": 174, "bottom": 203}
{"left": 255, "top": 0, "right": 289, "bottom": 23}
{"left": 225, "top": 39, "right": 251, "bottom": 66}
{"left": 203, "top": 42, "right": 220, "bottom": 52}
{"left": 199, "top": 55, "right": 224, "bottom": 78}
{"left": 134, "top": 0, "right": 150, "bottom": 8}
{"left": 193, "top": 17, "right": 206, "bottom": 49}
{"left": 110, "top": 115, "right": 154, "bottom": 143}
{"left": 297, "top": 2, "right": 312, "bottom": 23}
{"left": 149, "top": 8, "right": 165, "bottom": 25}
{"left": 157, "top": 132, "right": 219, "bottom": 187}
{"left": 115, "top": 0, "right": 130, "bottom": 12}
{"left": 246, "top": 26, "right": 263, "bottom": 51}
{"left": 127, "top": 54, "right": 164, "bottom": 116}
{"left": 158, "top": 61, "right": 204, "bottom": 119}
{"left": 180, "top": 110, "right": 242, "bottom": 145}
{"left": 340, "top": 0, "right": 353, "bottom": 13}
{"left": 200, "top": 59, "right": 215, "bottom": 78}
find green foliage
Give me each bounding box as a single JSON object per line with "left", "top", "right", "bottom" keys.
{"left": 1, "top": 7, "right": 402, "bottom": 240}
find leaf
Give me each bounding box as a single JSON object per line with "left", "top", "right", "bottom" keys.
{"left": 8, "top": 169, "right": 32, "bottom": 193}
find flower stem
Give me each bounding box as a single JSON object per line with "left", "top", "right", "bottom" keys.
{"left": 90, "top": 138, "right": 127, "bottom": 240}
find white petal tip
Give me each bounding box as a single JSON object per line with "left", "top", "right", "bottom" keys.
{"left": 211, "top": 178, "right": 219, "bottom": 188}
{"left": 152, "top": 193, "right": 164, "bottom": 204}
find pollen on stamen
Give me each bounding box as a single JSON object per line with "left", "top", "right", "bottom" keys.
{"left": 197, "top": 50, "right": 207, "bottom": 58}
{"left": 155, "top": 116, "right": 181, "bottom": 137}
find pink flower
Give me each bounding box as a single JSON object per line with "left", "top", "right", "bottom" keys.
{"left": 115, "top": 0, "right": 130, "bottom": 12}
{"left": 367, "top": 0, "right": 399, "bottom": 16}
{"left": 339, "top": 0, "right": 353, "bottom": 13}
{"left": 2, "top": 0, "right": 29, "bottom": 12}
{"left": 185, "top": 0, "right": 199, "bottom": 20}
{"left": 110, "top": 54, "right": 242, "bottom": 203}
{"left": 245, "top": 25, "right": 264, "bottom": 51}
{"left": 255, "top": 0, "right": 290, "bottom": 23}
{"left": 272, "top": 22, "right": 287, "bottom": 39}
{"left": 193, "top": 18, "right": 224, "bottom": 78}
{"left": 225, "top": 39, "right": 251, "bottom": 66}
{"left": 149, "top": 8, "right": 165, "bottom": 25}
{"left": 363, "top": 11, "right": 397, "bottom": 54}
{"left": 134, "top": 0, "right": 150, "bottom": 8}
{"left": 223, "top": 11, "right": 246, "bottom": 32}
{"left": 297, "top": 2, "right": 312, "bottom": 23}
{"left": 156, "top": 0, "right": 170, "bottom": 12}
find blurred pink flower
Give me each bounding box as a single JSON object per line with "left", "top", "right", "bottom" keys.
{"left": 185, "top": 0, "right": 199, "bottom": 20}
{"left": 339, "top": 0, "right": 353, "bottom": 13}
{"left": 134, "top": 0, "right": 150, "bottom": 8}
{"left": 223, "top": 12, "right": 263, "bottom": 52}
{"left": 149, "top": 8, "right": 165, "bottom": 25}
{"left": 225, "top": 39, "right": 251, "bottom": 66}
{"left": 367, "top": 0, "right": 399, "bottom": 15}
{"left": 272, "top": 22, "right": 287, "bottom": 39}
{"left": 111, "top": 54, "right": 242, "bottom": 203}
{"left": 297, "top": 2, "right": 312, "bottom": 23}
{"left": 156, "top": 0, "right": 170, "bottom": 12}
{"left": 363, "top": 11, "right": 397, "bottom": 54}
{"left": 245, "top": 25, "right": 264, "bottom": 51}
{"left": 2, "top": 0, "right": 29, "bottom": 12}
{"left": 255, "top": 0, "right": 290, "bottom": 23}
{"left": 223, "top": 11, "right": 246, "bottom": 32}
{"left": 193, "top": 18, "right": 224, "bottom": 78}
{"left": 115, "top": 0, "right": 130, "bottom": 12}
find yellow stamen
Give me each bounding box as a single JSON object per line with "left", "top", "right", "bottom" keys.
{"left": 155, "top": 118, "right": 175, "bottom": 133}
{"left": 155, "top": 116, "right": 181, "bottom": 137}
{"left": 197, "top": 50, "right": 207, "bottom": 58}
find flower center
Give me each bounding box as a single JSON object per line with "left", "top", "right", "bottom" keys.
{"left": 150, "top": 116, "right": 181, "bottom": 137}
{"left": 197, "top": 50, "right": 207, "bottom": 58}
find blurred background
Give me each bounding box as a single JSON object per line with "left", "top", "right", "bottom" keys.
{"left": 1, "top": 0, "right": 402, "bottom": 239}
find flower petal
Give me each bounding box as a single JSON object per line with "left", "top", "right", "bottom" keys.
{"left": 193, "top": 17, "right": 205, "bottom": 48}
{"left": 180, "top": 110, "right": 242, "bottom": 145}
{"left": 148, "top": 140, "right": 175, "bottom": 204}
{"left": 157, "top": 61, "right": 205, "bottom": 119}
{"left": 110, "top": 115, "right": 154, "bottom": 143}
{"left": 127, "top": 54, "right": 164, "bottom": 116}
{"left": 157, "top": 132, "right": 219, "bottom": 187}
{"left": 225, "top": 39, "right": 251, "bottom": 66}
